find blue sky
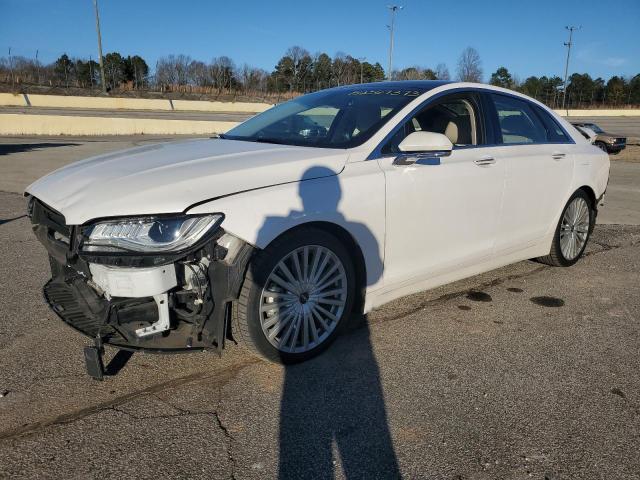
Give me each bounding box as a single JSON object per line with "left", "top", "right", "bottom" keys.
{"left": 1, "top": 0, "right": 638, "bottom": 80}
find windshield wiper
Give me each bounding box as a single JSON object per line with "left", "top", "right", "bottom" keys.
{"left": 252, "top": 137, "right": 287, "bottom": 145}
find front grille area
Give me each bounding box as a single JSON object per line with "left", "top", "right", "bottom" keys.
{"left": 44, "top": 280, "right": 110, "bottom": 338}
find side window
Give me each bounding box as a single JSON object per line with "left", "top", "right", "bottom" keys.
{"left": 491, "top": 94, "right": 547, "bottom": 144}
{"left": 381, "top": 94, "right": 482, "bottom": 154}
{"left": 533, "top": 105, "right": 572, "bottom": 143}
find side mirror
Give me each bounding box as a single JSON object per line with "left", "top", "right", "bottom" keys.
{"left": 395, "top": 131, "right": 453, "bottom": 166}
{"left": 398, "top": 131, "right": 453, "bottom": 153}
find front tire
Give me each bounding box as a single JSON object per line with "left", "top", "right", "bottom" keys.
{"left": 537, "top": 190, "right": 594, "bottom": 267}
{"left": 234, "top": 227, "right": 355, "bottom": 363}
{"left": 595, "top": 141, "right": 608, "bottom": 153}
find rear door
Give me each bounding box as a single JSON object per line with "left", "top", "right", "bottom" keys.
{"left": 486, "top": 93, "right": 574, "bottom": 254}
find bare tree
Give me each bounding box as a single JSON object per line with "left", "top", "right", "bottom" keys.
{"left": 209, "top": 56, "right": 236, "bottom": 92}
{"left": 435, "top": 63, "right": 450, "bottom": 80}
{"left": 188, "top": 60, "right": 209, "bottom": 86}
{"left": 331, "top": 51, "right": 349, "bottom": 86}
{"left": 285, "top": 46, "right": 311, "bottom": 91}
{"left": 456, "top": 47, "right": 483, "bottom": 82}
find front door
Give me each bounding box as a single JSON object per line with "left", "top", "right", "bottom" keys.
{"left": 373, "top": 92, "right": 506, "bottom": 287}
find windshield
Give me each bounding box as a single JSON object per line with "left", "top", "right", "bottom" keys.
{"left": 585, "top": 123, "right": 604, "bottom": 134}
{"left": 223, "top": 86, "right": 430, "bottom": 149}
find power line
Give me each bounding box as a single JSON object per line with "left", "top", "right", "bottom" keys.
{"left": 562, "top": 25, "right": 581, "bottom": 111}
{"left": 386, "top": 5, "right": 403, "bottom": 81}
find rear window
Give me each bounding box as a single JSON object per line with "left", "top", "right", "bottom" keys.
{"left": 491, "top": 94, "right": 547, "bottom": 144}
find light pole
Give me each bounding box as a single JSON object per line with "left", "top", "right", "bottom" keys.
{"left": 93, "top": 0, "right": 107, "bottom": 93}
{"left": 8, "top": 47, "right": 14, "bottom": 88}
{"left": 35, "top": 49, "right": 40, "bottom": 84}
{"left": 358, "top": 57, "right": 366, "bottom": 83}
{"left": 562, "top": 25, "right": 581, "bottom": 111}
{"left": 386, "top": 5, "right": 403, "bottom": 80}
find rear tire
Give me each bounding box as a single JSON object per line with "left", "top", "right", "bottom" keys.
{"left": 234, "top": 227, "right": 355, "bottom": 363}
{"left": 537, "top": 189, "right": 594, "bottom": 267}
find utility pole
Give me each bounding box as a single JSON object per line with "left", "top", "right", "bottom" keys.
{"left": 93, "top": 0, "right": 107, "bottom": 93}
{"left": 8, "top": 47, "right": 14, "bottom": 88}
{"left": 35, "top": 49, "right": 40, "bottom": 84}
{"left": 562, "top": 25, "right": 581, "bottom": 111}
{"left": 358, "top": 57, "right": 366, "bottom": 83}
{"left": 386, "top": 5, "right": 403, "bottom": 80}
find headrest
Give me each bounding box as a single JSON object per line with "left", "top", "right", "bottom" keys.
{"left": 444, "top": 121, "right": 459, "bottom": 144}
{"left": 354, "top": 104, "right": 381, "bottom": 135}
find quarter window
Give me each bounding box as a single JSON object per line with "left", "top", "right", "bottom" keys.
{"left": 533, "top": 105, "right": 572, "bottom": 143}
{"left": 491, "top": 94, "right": 547, "bottom": 144}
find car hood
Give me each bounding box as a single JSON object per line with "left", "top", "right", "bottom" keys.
{"left": 26, "top": 138, "right": 348, "bottom": 225}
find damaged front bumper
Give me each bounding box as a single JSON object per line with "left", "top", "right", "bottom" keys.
{"left": 30, "top": 198, "right": 253, "bottom": 357}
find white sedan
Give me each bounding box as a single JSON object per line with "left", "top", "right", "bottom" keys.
{"left": 26, "top": 81, "right": 610, "bottom": 377}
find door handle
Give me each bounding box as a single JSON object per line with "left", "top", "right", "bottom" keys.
{"left": 474, "top": 156, "right": 496, "bottom": 166}
{"left": 551, "top": 152, "right": 566, "bottom": 160}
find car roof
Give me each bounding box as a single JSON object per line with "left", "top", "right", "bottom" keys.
{"left": 332, "top": 80, "right": 453, "bottom": 92}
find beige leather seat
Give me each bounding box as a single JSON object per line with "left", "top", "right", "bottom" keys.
{"left": 444, "top": 121, "right": 459, "bottom": 144}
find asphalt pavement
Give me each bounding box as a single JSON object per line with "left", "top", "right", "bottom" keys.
{"left": 0, "top": 137, "right": 639, "bottom": 479}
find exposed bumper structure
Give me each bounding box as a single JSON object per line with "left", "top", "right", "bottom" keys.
{"left": 30, "top": 198, "right": 254, "bottom": 359}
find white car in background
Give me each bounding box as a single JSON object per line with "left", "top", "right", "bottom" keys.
{"left": 26, "top": 81, "right": 610, "bottom": 378}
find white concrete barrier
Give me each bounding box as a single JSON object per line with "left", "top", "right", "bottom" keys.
{"left": 0, "top": 93, "right": 272, "bottom": 113}
{"left": 0, "top": 114, "right": 238, "bottom": 136}
{"left": 554, "top": 109, "right": 640, "bottom": 117}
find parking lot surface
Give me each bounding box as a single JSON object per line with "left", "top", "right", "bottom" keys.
{"left": 1, "top": 137, "right": 639, "bottom": 479}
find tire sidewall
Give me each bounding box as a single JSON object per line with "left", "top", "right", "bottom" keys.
{"left": 551, "top": 190, "right": 593, "bottom": 266}
{"left": 243, "top": 227, "right": 356, "bottom": 363}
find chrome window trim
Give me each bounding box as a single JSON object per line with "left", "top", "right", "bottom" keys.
{"left": 367, "top": 87, "right": 575, "bottom": 160}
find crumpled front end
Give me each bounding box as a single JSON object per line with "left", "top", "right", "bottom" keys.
{"left": 29, "top": 197, "right": 253, "bottom": 355}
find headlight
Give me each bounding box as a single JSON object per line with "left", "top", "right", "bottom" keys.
{"left": 81, "top": 214, "right": 224, "bottom": 253}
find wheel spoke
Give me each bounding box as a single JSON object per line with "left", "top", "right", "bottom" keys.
{"left": 291, "top": 250, "right": 304, "bottom": 285}
{"left": 311, "top": 306, "right": 330, "bottom": 331}
{"left": 260, "top": 300, "right": 293, "bottom": 313}
{"left": 308, "top": 308, "right": 319, "bottom": 343}
{"left": 312, "top": 288, "right": 346, "bottom": 298}
{"left": 311, "top": 251, "right": 330, "bottom": 283}
{"left": 277, "top": 262, "right": 300, "bottom": 293}
{"left": 313, "top": 272, "right": 343, "bottom": 294}
{"left": 267, "top": 309, "right": 294, "bottom": 340}
{"left": 279, "top": 309, "right": 299, "bottom": 347}
{"left": 268, "top": 273, "right": 298, "bottom": 295}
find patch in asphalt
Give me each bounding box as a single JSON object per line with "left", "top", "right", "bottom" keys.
{"left": 507, "top": 287, "right": 524, "bottom": 293}
{"left": 610, "top": 387, "right": 626, "bottom": 399}
{"left": 457, "top": 305, "right": 472, "bottom": 311}
{"left": 466, "top": 291, "right": 492, "bottom": 302}
{"left": 530, "top": 296, "right": 565, "bottom": 308}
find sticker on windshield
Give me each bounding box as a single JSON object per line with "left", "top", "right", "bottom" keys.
{"left": 348, "top": 90, "right": 421, "bottom": 97}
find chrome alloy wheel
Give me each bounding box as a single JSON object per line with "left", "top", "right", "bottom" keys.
{"left": 259, "top": 245, "right": 348, "bottom": 353}
{"left": 559, "top": 196, "right": 590, "bottom": 261}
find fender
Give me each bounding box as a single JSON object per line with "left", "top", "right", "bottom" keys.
{"left": 186, "top": 160, "right": 387, "bottom": 291}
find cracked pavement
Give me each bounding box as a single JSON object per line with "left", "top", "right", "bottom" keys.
{"left": 1, "top": 138, "right": 640, "bottom": 479}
